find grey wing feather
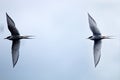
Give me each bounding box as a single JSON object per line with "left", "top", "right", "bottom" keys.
{"left": 6, "top": 13, "right": 20, "bottom": 36}
{"left": 88, "top": 13, "right": 101, "bottom": 36}
{"left": 12, "top": 40, "right": 20, "bottom": 67}
{"left": 93, "top": 40, "right": 102, "bottom": 67}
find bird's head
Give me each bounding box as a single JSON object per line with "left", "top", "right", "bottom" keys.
{"left": 87, "top": 36, "right": 94, "bottom": 40}
{"left": 5, "top": 36, "right": 12, "bottom": 40}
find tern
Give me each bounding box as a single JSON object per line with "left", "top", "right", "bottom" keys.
{"left": 5, "top": 13, "right": 32, "bottom": 67}
{"left": 88, "top": 13, "right": 111, "bottom": 67}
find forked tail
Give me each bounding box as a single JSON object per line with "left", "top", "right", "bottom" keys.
{"left": 21, "top": 35, "right": 34, "bottom": 39}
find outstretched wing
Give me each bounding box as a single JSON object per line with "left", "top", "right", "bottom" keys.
{"left": 93, "top": 40, "right": 102, "bottom": 67}
{"left": 88, "top": 13, "right": 101, "bottom": 36}
{"left": 12, "top": 40, "right": 20, "bottom": 67}
{"left": 6, "top": 13, "right": 20, "bottom": 36}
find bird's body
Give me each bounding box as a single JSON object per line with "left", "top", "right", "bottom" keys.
{"left": 88, "top": 13, "right": 111, "bottom": 67}
{"left": 88, "top": 35, "right": 110, "bottom": 40}
{"left": 88, "top": 35, "right": 102, "bottom": 40}
{"left": 6, "top": 13, "right": 32, "bottom": 67}
{"left": 6, "top": 35, "right": 31, "bottom": 40}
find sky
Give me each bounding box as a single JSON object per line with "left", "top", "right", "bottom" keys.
{"left": 0, "top": 0, "right": 120, "bottom": 80}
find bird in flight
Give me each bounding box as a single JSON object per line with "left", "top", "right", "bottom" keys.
{"left": 5, "top": 13, "right": 32, "bottom": 67}
{"left": 88, "top": 13, "right": 111, "bottom": 67}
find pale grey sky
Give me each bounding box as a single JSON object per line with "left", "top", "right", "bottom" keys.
{"left": 0, "top": 0, "right": 120, "bottom": 80}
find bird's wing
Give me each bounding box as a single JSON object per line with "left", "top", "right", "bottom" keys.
{"left": 12, "top": 40, "right": 20, "bottom": 67}
{"left": 93, "top": 40, "right": 102, "bottom": 67}
{"left": 88, "top": 13, "right": 101, "bottom": 36}
{"left": 6, "top": 13, "right": 20, "bottom": 36}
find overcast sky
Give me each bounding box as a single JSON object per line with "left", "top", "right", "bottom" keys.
{"left": 0, "top": 0, "right": 120, "bottom": 80}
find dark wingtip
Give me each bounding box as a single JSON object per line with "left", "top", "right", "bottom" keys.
{"left": 88, "top": 13, "right": 92, "bottom": 21}
{"left": 6, "top": 12, "right": 9, "bottom": 17}
{"left": 87, "top": 13, "right": 90, "bottom": 16}
{"left": 12, "top": 56, "right": 19, "bottom": 68}
{"left": 13, "top": 61, "right": 17, "bottom": 68}
{"left": 6, "top": 12, "right": 9, "bottom": 21}
{"left": 13, "top": 64, "right": 15, "bottom": 68}
{"left": 94, "top": 55, "right": 101, "bottom": 68}
{"left": 95, "top": 63, "right": 97, "bottom": 68}
{"left": 13, "top": 62, "right": 15, "bottom": 68}
{"left": 87, "top": 12, "right": 90, "bottom": 15}
{"left": 88, "top": 13, "right": 92, "bottom": 18}
{"left": 6, "top": 13, "right": 11, "bottom": 20}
